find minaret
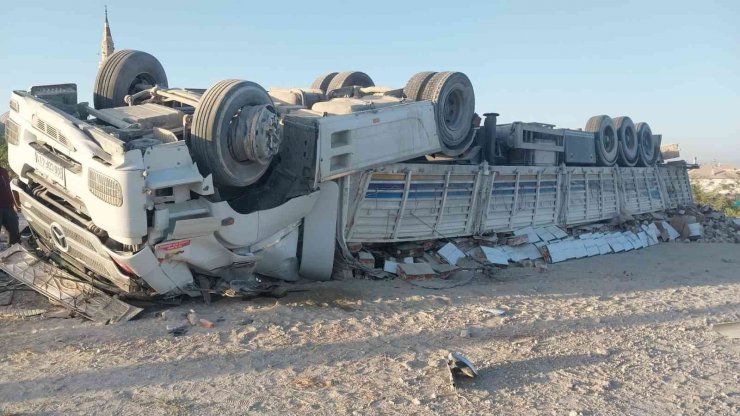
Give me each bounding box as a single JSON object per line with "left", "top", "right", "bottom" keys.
{"left": 99, "top": 6, "right": 114, "bottom": 68}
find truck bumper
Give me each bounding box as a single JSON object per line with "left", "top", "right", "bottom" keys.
{"left": 13, "top": 182, "right": 141, "bottom": 293}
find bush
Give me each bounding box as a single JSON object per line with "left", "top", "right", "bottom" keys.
{"left": 692, "top": 182, "right": 740, "bottom": 217}
{"left": 0, "top": 133, "right": 8, "bottom": 172}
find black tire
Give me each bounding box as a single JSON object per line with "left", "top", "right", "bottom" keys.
{"left": 613, "top": 116, "right": 639, "bottom": 167}
{"left": 326, "top": 71, "right": 375, "bottom": 92}
{"left": 310, "top": 72, "right": 338, "bottom": 92}
{"left": 634, "top": 122, "right": 656, "bottom": 167}
{"left": 422, "top": 71, "right": 476, "bottom": 156}
{"left": 585, "top": 115, "right": 618, "bottom": 167}
{"left": 93, "top": 49, "right": 168, "bottom": 109}
{"left": 190, "top": 80, "right": 276, "bottom": 188}
{"left": 404, "top": 71, "right": 436, "bottom": 101}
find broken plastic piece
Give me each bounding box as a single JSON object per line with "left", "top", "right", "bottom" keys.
{"left": 447, "top": 351, "right": 479, "bottom": 388}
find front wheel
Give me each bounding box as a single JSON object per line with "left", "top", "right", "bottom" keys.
{"left": 93, "top": 49, "right": 168, "bottom": 109}
{"left": 190, "top": 80, "right": 280, "bottom": 189}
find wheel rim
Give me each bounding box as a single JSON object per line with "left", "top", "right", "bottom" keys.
{"left": 625, "top": 127, "right": 636, "bottom": 151}
{"left": 603, "top": 126, "right": 616, "bottom": 152}
{"left": 228, "top": 105, "right": 280, "bottom": 165}
{"left": 125, "top": 72, "right": 158, "bottom": 103}
{"left": 640, "top": 131, "right": 655, "bottom": 160}
{"left": 443, "top": 89, "right": 464, "bottom": 129}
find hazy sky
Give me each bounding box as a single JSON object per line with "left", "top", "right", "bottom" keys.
{"left": 1, "top": 0, "right": 738, "bottom": 164}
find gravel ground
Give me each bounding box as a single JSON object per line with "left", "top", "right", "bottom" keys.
{"left": 0, "top": 243, "right": 738, "bottom": 415}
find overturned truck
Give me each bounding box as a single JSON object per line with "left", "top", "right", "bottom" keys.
{"left": 0, "top": 50, "right": 692, "bottom": 321}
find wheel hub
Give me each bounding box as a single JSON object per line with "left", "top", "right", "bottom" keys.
{"left": 230, "top": 104, "right": 281, "bottom": 165}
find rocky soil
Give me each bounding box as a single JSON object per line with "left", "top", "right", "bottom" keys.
{"left": 0, "top": 243, "right": 738, "bottom": 415}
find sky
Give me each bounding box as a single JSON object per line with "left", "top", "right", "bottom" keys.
{"left": 1, "top": 0, "right": 738, "bottom": 165}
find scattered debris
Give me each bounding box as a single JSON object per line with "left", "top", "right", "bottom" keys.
{"left": 438, "top": 243, "right": 465, "bottom": 265}
{"left": 0, "top": 306, "right": 47, "bottom": 318}
{"left": 343, "top": 205, "right": 737, "bottom": 283}
{"left": 42, "top": 308, "right": 74, "bottom": 319}
{"left": 186, "top": 309, "right": 199, "bottom": 326}
{"left": 358, "top": 251, "right": 375, "bottom": 267}
{"left": 407, "top": 270, "right": 475, "bottom": 290}
{"left": 430, "top": 263, "right": 459, "bottom": 278}
{"left": 383, "top": 259, "right": 399, "bottom": 274}
{"left": 480, "top": 246, "right": 509, "bottom": 265}
{"left": 398, "top": 263, "right": 437, "bottom": 280}
{"left": 505, "top": 235, "right": 529, "bottom": 246}
{"left": 158, "top": 310, "right": 172, "bottom": 321}
{"left": 199, "top": 318, "right": 216, "bottom": 329}
{"left": 0, "top": 245, "right": 142, "bottom": 323}
{"left": 167, "top": 323, "right": 189, "bottom": 336}
{"left": 481, "top": 308, "right": 506, "bottom": 316}
{"left": 447, "top": 351, "right": 479, "bottom": 388}
{"left": 712, "top": 322, "right": 740, "bottom": 339}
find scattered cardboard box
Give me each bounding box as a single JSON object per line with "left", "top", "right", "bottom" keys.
{"left": 438, "top": 243, "right": 465, "bottom": 265}
{"left": 398, "top": 262, "right": 437, "bottom": 280}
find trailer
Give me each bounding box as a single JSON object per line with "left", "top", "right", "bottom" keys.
{"left": 0, "top": 50, "right": 692, "bottom": 320}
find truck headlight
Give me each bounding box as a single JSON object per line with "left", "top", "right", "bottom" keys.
{"left": 88, "top": 169, "right": 123, "bottom": 207}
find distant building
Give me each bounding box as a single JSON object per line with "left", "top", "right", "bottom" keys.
{"left": 689, "top": 162, "right": 740, "bottom": 195}
{"left": 99, "top": 6, "right": 115, "bottom": 68}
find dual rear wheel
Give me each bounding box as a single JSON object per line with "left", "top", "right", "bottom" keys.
{"left": 585, "top": 115, "right": 658, "bottom": 167}
{"left": 404, "top": 71, "right": 476, "bottom": 156}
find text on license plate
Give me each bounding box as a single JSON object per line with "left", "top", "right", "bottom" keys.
{"left": 35, "top": 152, "right": 65, "bottom": 184}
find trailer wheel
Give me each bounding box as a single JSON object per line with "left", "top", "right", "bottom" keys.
{"left": 190, "top": 80, "right": 280, "bottom": 188}
{"left": 613, "top": 116, "right": 639, "bottom": 167}
{"left": 585, "top": 115, "right": 618, "bottom": 167}
{"left": 404, "top": 71, "right": 437, "bottom": 101}
{"left": 93, "top": 50, "right": 168, "bottom": 109}
{"left": 310, "top": 72, "right": 338, "bottom": 92}
{"left": 634, "top": 122, "right": 656, "bottom": 166}
{"left": 422, "top": 71, "right": 476, "bottom": 156}
{"left": 326, "top": 71, "right": 375, "bottom": 92}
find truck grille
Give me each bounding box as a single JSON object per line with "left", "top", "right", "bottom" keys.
{"left": 17, "top": 187, "right": 135, "bottom": 293}
{"left": 33, "top": 117, "right": 69, "bottom": 147}
{"left": 88, "top": 169, "right": 124, "bottom": 207}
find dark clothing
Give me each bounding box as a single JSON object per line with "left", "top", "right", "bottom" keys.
{"left": 0, "top": 168, "right": 14, "bottom": 209}
{"left": 0, "top": 208, "right": 20, "bottom": 244}
{"left": 0, "top": 167, "right": 20, "bottom": 244}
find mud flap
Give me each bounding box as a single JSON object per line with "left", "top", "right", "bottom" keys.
{"left": 0, "top": 244, "right": 142, "bottom": 323}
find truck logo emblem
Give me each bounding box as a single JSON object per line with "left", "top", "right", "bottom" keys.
{"left": 50, "top": 223, "right": 69, "bottom": 252}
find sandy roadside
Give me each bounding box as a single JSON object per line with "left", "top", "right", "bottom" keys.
{"left": 0, "top": 243, "right": 738, "bottom": 415}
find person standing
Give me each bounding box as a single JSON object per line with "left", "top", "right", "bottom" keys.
{"left": 0, "top": 166, "right": 20, "bottom": 245}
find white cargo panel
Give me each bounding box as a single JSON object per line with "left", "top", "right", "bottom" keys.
{"left": 480, "top": 166, "right": 561, "bottom": 233}
{"left": 564, "top": 167, "right": 620, "bottom": 226}
{"left": 619, "top": 167, "right": 665, "bottom": 214}
{"left": 343, "top": 164, "right": 693, "bottom": 243}
{"left": 658, "top": 165, "right": 693, "bottom": 208}
{"left": 345, "top": 164, "right": 482, "bottom": 242}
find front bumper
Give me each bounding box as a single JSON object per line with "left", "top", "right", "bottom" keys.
{"left": 13, "top": 182, "right": 141, "bottom": 294}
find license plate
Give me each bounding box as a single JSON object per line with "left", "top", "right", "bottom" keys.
{"left": 35, "top": 151, "right": 65, "bottom": 185}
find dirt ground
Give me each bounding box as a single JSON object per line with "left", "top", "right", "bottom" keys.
{"left": 0, "top": 243, "right": 738, "bottom": 415}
